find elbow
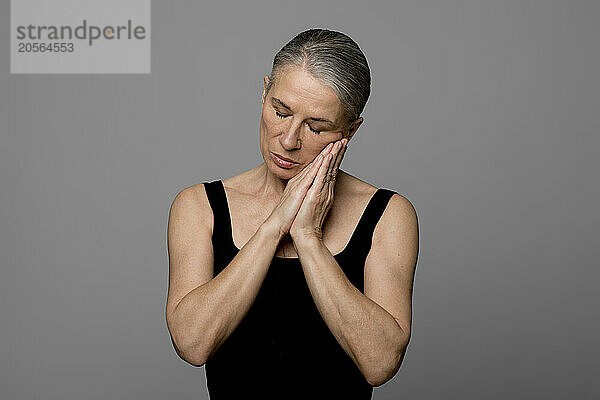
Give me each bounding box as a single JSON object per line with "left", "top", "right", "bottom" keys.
{"left": 364, "top": 352, "right": 403, "bottom": 387}
{"left": 185, "top": 353, "right": 208, "bottom": 368}
{"left": 180, "top": 341, "right": 208, "bottom": 367}
{"left": 364, "top": 363, "right": 399, "bottom": 387}
{"left": 170, "top": 333, "right": 210, "bottom": 367}
{"left": 364, "top": 333, "right": 410, "bottom": 387}
{"left": 167, "top": 314, "right": 211, "bottom": 367}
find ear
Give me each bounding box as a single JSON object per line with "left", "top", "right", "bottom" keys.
{"left": 261, "top": 76, "right": 270, "bottom": 107}
{"left": 344, "top": 117, "right": 363, "bottom": 142}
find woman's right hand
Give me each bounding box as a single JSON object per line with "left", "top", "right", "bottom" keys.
{"left": 264, "top": 142, "right": 336, "bottom": 238}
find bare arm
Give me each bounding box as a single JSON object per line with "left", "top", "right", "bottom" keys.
{"left": 293, "top": 194, "right": 418, "bottom": 386}
{"left": 165, "top": 185, "right": 282, "bottom": 366}
{"left": 166, "top": 151, "right": 326, "bottom": 366}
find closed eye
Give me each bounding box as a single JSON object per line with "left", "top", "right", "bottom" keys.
{"left": 275, "top": 111, "right": 322, "bottom": 134}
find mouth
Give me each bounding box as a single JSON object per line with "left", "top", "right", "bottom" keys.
{"left": 272, "top": 153, "right": 298, "bottom": 163}
{"left": 271, "top": 152, "right": 299, "bottom": 169}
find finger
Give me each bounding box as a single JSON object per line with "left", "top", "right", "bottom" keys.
{"left": 317, "top": 152, "right": 334, "bottom": 192}
{"left": 294, "top": 144, "right": 332, "bottom": 186}
{"left": 291, "top": 152, "right": 323, "bottom": 184}
{"left": 304, "top": 153, "right": 326, "bottom": 196}
{"left": 299, "top": 147, "right": 329, "bottom": 178}
{"left": 320, "top": 142, "right": 334, "bottom": 157}
{"left": 287, "top": 154, "right": 323, "bottom": 205}
{"left": 326, "top": 141, "right": 343, "bottom": 182}
{"left": 301, "top": 152, "right": 322, "bottom": 175}
{"left": 325, "top": 140, "right": 346, "bottom": 204}
{"left": 327, "top": 145, "right": 342, "bottom": 201}
{"left": 305, "top": 154, "right": 325, "bottom": 186}
{"left": 310, "top": 152, "right": 330, "bottom": 195}
{"left": 331, "top": 139, "right": 347, "bottom": 174}
{"left": 301, "top": 153, "right": 322, "bottom": 178}
{"left": 289, "top": 143, "right": 333, "bottom": 189}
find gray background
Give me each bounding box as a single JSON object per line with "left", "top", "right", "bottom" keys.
{"left": 1, "top": 0, "right": 598, "bottom": 399}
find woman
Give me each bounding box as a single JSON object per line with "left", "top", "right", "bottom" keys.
{"left": 166, "top": 29, "right": 419, "bottom": 399}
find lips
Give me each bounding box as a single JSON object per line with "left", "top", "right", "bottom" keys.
{"left": 272, "top": 153, "right": 298, "bottom": 164}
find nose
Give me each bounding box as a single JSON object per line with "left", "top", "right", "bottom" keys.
{"left": 279, "top": 120, "right": 302, "bottom": 150}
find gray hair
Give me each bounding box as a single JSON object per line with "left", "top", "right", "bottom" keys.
{"left": 265, "top": 28, "right": 371, "bottom": 132}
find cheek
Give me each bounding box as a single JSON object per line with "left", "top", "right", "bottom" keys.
{"left": 262, "top": 112, "right": 284, "bottom": 134}
{"left": 316, "top": 136, "right": 339, "bottom": 150}
{"left": 307, "top": 140, "right": 329, "bottom": 156}
{"left": 307, "top": 136, "right": 340, "bottom": 158}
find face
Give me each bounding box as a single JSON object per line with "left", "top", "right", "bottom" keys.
{"left": 259, "top": 65, "right": 361, "bottom": 179}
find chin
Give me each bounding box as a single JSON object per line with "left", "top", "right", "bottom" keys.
{"left": 266, "top": 160, "right": 297, "bottom": 179}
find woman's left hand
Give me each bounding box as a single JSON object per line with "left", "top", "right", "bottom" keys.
{"left": 289, "top": 138, "right": 348, "bottom": 242}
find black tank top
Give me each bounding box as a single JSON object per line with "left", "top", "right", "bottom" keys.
{"left": 202, "top": 179, "right": 397, "bottom": 399}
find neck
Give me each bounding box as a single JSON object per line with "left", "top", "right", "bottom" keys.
{"left": 249, "top": 162, "right": 290, "bottom": 199}
{"left": 241, "top": 162, "right": 347, "bottom": 201}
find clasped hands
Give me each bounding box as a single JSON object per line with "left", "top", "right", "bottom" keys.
{"left": 268, "top": 138, "right": 349, "bottom": 246}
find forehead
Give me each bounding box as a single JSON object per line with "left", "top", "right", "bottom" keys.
{"left": 271, "top": 66, "right": 343, "bottom": 117}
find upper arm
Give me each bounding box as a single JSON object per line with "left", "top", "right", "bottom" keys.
{"left": 165, "top": 184, "right": 215, "bottom": 326}
{"left": 364, "top": 193, "right": 419, "bottom": 344}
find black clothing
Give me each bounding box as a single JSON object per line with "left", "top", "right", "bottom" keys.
{"left": 203, "top": 180, "right": 397, "bottom": 399}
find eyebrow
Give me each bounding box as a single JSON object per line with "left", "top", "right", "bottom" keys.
{"left": 271, "top": 97, "right": 335, "bottom": 125}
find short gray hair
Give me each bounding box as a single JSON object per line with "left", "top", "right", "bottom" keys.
{"left": 265, "top": 28, "right": 371, "bottom": 131}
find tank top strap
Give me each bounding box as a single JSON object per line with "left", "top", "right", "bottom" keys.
{"left": 203, "top": 180, "right": 236, "bottom": 254}
{"left": 344, "top": 188, "right": 398, "bottom": 259}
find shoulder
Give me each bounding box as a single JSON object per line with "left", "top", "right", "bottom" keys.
{"left": 335, "top": 171, "right": 417, "bottom": 230}
{"left": 334, "top": 167, "right": 417, "bottom": 228}
{"left": 168, "top": 183, "right": 214, "bottom": 234}
{"left": 335, "top": 170, "right": 378, "bottom": 199}
{"left": 335, "top": 171, "right": 415, "bottom": 214}
{"left": 170, "top": 182, "right": 211, "bottom": 208}
{"left": 376, "top": 191, "right": 418, "bottom": 240}
{"left": 339, "top": 166, "right": 420, "bottom": 258}
{"left": 383, "top": 193, "right": 418, "bottom": 225}
{"left": 220, "top": 169, "right": 258, "bottom": 197}
{"left": 369, "top": 191, "right": 419, "bottom": 262}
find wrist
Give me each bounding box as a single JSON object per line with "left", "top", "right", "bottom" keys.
{"left": 259, "top": 220, "right": 286, "bottom": 243}
{"left": 291, "top": 232, "right": 324, "bottom": 250}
